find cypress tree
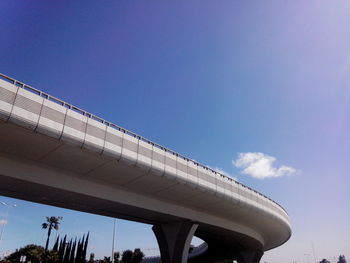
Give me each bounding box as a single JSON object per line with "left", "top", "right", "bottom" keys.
{"left": 59, "top": 235, "right": 67, "bottom": 263}
{"left": 58, "top": 239, "right": 63, "bottom": 253}
{"left": 82, "top": 232, "right": 89, "bottom": 262}
{"left": 63, "top": 239, "right": 72, "bottom": 263}
{"left": 76, "top": 236, "right": 83, "bottom": 263}
{"left": 80, "top": 236, "right": 84, "bottom": 263}
{"left": 53, "top": 235, "right": 60, "bottom": 251}
{"left": 69, "top": 238, "right": 76, "bottom": 263}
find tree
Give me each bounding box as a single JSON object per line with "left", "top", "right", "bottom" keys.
{"left": 319, "top": 259, "right": 330, "bottom": 263}
{"left": 338, "top": 255, "right": 347, "bottom": 263}
{"left": 3, "top": 244, "right": 58, "bottom": 263}
{"left": 121, "top": 250, "right": 133, "bottom": 263}
{"left": 89, "top": 253, "right": 95, "bottom": 263}
{"left": 113, "top": 252, "right": 120, "bottom": 263}
{"left": 131, "top": 248, "right": 144, "bottom": 263}
{"left": 53, "top": 235, "right": 60, "bottom": 251}
{"left": 103, "top": 256, "right": 112, "bottom": 263}
{"left": 83, "top": 232, "right": 90, "bottom": 260}
{"left": 42, "top": 216, "right": 63, "bottom": 251}
{"left": 58, "top": 234, "right": 89, "bottom": 263}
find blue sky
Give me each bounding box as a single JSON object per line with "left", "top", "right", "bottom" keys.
{"left": 0, "top": 1, "right": 349, "bottom": 262}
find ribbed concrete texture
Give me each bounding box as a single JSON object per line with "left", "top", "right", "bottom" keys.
{"left": 0, "top": 73, "right": 291, "bottom": 262}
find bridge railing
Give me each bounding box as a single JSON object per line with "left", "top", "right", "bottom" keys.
{"left": 0, "top": 72, "right": 289, "bottom": 218}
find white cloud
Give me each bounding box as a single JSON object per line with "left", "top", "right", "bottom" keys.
{"left": 0, "top": 219, "right": 8, "bottom": 225}
{"left": 233, "top": 152, "right": 297, "bottom": 179}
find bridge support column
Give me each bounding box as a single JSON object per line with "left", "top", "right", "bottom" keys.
{"left": 236, "top": 250, "right": 263, "bottom": 263}
{"left": 152, "top": 221, "right": 198, "bottom": 263}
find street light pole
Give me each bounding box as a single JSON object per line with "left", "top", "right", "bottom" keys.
{"left": 111, "top": 218, "right": 116, "bottom": 263}
{"left": 304, "top": 253, "right": 311, "bottom": 263}
{"left": 312, "top": 243, "right": 317, "bottom": 263}
{"left": 0, "top": 202, "right": 17, "bottom": 253}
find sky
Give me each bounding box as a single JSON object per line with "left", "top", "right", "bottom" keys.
{"left": 0, "top": 0, "right": 349, "bottom": 262}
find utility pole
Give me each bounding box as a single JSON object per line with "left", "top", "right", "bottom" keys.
{"left": 312, "top": 243, "right": 317, "bottom": 263}
{"left": 111, "top": 218, "right": 116, "bottom": 263}
{"left": 304, "top": 253, "right": 311, "bottom": 263}
{"left": 0, "top": 202, "right": 17, "bottom": 252}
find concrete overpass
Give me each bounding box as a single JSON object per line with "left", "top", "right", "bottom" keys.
{"left": 0, "top": 73, "right": 291, "bottom": 263}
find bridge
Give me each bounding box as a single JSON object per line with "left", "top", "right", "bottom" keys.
{"left": 0, "top": 73, "right": 291, "bottom": 263}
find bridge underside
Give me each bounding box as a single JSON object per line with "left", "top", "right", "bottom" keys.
{"left": 0, "top": 121, "right": 271, "bottom": 262}
{"left": 0, "top": 172, "right": 263, "bottom": 263}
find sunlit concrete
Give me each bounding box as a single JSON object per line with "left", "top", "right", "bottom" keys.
{"left": 0, "top": 74, "right": 291, "bottom": 262}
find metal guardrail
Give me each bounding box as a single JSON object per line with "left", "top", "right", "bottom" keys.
{"left": 0, "top": 72, "right": 288, "bottom": 216}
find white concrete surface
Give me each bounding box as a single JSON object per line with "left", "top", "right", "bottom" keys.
{"left": 0, "top": 73, "right": 291, "bottom": 252}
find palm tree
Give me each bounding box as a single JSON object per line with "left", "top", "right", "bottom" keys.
{"left": 42, "top": 216, "right": 63, "bottom": 251}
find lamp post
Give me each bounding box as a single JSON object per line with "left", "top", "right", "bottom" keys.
{"left": 111, "top": 218, "right": 116, "bottom": 263}
{"left": 0, "top": 202, "right": 17, "bottom": 253}
{"left": 312, "top": 243, "right": 317, "bottom": 263}
{"left": 304, "top": 253, "right": 311, "bottom": 263}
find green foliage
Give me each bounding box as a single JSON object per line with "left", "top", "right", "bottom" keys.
{"left": 89, "top": 253, "right": 95, "bottom": 263}
{"left": 121, "top": 250, "right": 133, "bottom": 263}
{"left": 318, "top": 256, "right": 347, "bottom": 263}
{"left": 338, "top": 255, "right": 347, "bottom": 263}
{"left": 120, "top": 249, "right": 144, "bottom": 263}
{"left": 53, "top": 236, "right": 60, "bottom": 251}
{"left": 113, "top": 252, "right": 120, "bottom": 263}
{"left": 56, "top": 234, "right": 89, "bottom": 263}
{"left": 3, "top": 244, "right": 59, "bottom": 263}
{"left": 2, "top": 228, "right": 90, "bottom": 263}
{"left": 83, "top": 233, "right": 90, "bottom": 260}
{"left": 103, "top": 256, "right": 112, "bottom": 263}
{"left": 131, "top": 248, "right": 144, "bottom": 263}
{"left": 58, "top": 235, "right": 67, "bottom": 261}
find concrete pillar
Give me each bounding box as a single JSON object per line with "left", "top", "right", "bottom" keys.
{"left": 236, "top": 250, "right": 263, "bottom": 263}
{"left": 152, "top": 221, "right": 198, "bottom": 263}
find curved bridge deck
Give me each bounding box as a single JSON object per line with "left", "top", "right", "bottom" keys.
{"left": 0, "top": 73, "right": 291, "bottom": 263}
